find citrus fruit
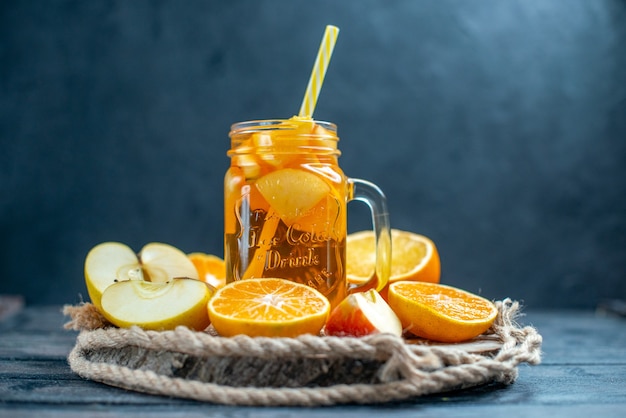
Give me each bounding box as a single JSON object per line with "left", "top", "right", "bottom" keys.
{"left": 188, "top": 252, "right": 226, "bottom": 289}
{"left": 346, "top": 229, "right": 440, "bottom": 286}
{"left": 255, "top": 168, "right": 330, "bottom": 225}
{"left": 387, "top": 282, "right": 498, "bottom": 343}
{"left": 207, "top": 278, "right": 330, "bottom": 338}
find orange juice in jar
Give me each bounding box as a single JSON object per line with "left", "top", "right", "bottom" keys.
{"left": 225, "top": 117, "right": 390, "bottom": 308}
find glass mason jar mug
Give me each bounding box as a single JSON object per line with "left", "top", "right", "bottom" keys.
{"left": 224, "top": 118, "right": 391, "bottom": 308}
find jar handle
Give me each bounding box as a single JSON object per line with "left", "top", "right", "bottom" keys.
{"left": 347, "top": 178, "right": 391, "bottom": 293}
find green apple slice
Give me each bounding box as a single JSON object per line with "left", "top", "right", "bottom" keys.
{"left": 138, "top": 242, "right": 198, "bottom": 283}
{"left": 85, "top": 242, "right": 139, "bottom": 311}
{"left": 100, "top": 278, "right": 213, "bottom": 331}
{"left": 256, "top": 168, "right": 330, "bottom": 225}
{"left": 84, "top": 242, "right": 199, "bottom": 310}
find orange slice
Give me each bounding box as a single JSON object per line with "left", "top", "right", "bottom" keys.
{"left": 388, "top": 282, "right": 498, "bottom": 343}
{"left": 346, "top": 229, "right": 440, "bottom": 286}
{"left": 207, "top": 278, "right": 330, "bottom": 338}
{"left": 244, "top": 118, "right": 330, "bottom": 170}
{"left": 188, "top": 253, "right": 226, "bottom": 289}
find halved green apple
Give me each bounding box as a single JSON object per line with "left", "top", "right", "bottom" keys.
{"left": 100, "top": 278, "right": 213, "bottom": 331}
{"left": 84, "top": 242, "right": 198, "bottom": 310}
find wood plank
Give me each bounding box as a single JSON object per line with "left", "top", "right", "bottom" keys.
{"left": 1, "top": 365, "right": 624, "bottom": 406}
{"left": 0, "top": 332, "right": 76, "bottom": 359}
{"left": 524, "top": 311, "right": 626, "bottom": 365}
{"left": 395, "top": 364, "right": 626, "bottom": 406}
{"left": 1, "top": 404, "right": 625, "bottom": 418}
{"left": 0, "top": 305, "right": 69, "bottom": 333}
{"left": 0, "top": 378, "right": 196, "bottom": 406}
{"left": 0, "top": 359, "right": 77, "bottom": 380}
{"left": 1, "top": 306, "right": 624, "bottom": 415}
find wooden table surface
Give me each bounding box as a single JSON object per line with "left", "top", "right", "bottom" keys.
{"left": 1, "top": 303, "right": 625, "bottom": 417}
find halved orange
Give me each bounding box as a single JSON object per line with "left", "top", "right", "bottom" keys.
{"left": 388, "top": 282, "right": 498, "bottom": 343}
{"left": 346, "top": 229, "right": 440, "bottom": 285}
{"left": 188, "top": 253, "right": 226, "bottom": 289}
{"left": 207, "top": 278, "right": 330, "bottom": 338}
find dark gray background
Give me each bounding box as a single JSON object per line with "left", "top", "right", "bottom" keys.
{"left": 1, "top": 0, "right": 625, "bottom": 309}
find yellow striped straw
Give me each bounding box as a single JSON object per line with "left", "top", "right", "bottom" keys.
{"left": 298, "top": 25, "right": 340, "bottom": 118}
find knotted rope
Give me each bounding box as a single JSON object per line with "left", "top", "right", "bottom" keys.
{"left": 63, "top": 298, "right": 541, "bottom": 406}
